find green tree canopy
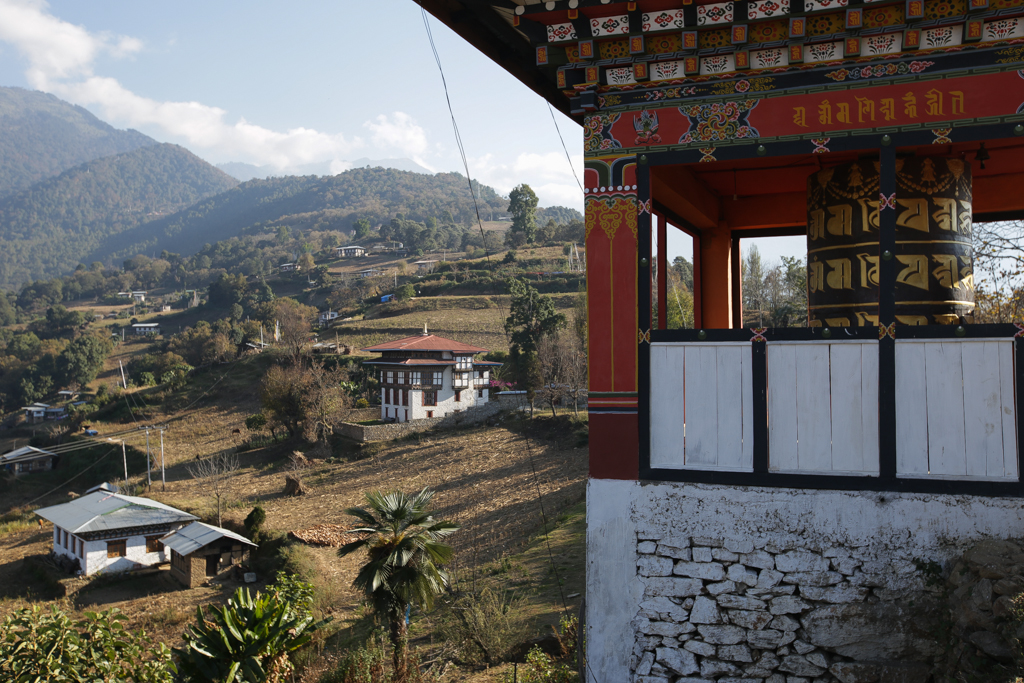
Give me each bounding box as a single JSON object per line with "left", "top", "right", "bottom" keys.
{"left": 506, "top": 184, "right": 539, "bottom": 246}
{"left": 504, "top": 277, "right": 566, "bottom": 355}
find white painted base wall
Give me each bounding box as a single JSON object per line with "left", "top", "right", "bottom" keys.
{"left": 51, "top": 526, "right": 189, "bottom": 575}
{"left": 586, "top": 478, "right": 1024, "bottom": 682}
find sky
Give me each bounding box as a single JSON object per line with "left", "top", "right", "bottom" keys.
{"left": 0, "top": 0, "right": 585, "bottom": 210}
{"left": 0, "top": 0, "right": 804, "bottom": 264}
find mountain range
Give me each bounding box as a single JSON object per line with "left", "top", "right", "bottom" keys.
{"left": 0, "top": 86, "right": 581, "bottom": 290}
{"left": 217, "top": 157, "right": 433, "bottom": 181}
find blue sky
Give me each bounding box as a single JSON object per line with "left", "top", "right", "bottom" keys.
{"left": 0, "top": 0, "right": 805, "bottom": 263}
{"left": 0, "top": 0, "right": 585, "bottom": 210}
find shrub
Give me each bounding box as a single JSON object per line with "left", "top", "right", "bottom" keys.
{"left": 319, "top": 630, "right": 388, "bottom": 683}
{"left": 501, "top": 646, "right": 578, "bottom": 683}
{"left": 0, "top": 605, "right": 173, "bottom": 682}
{"left": 438, "top": 588, "right": 529, "bottom": 665}
{"left": 354, "top": 398, "right": 370, "bottom": 409}
{"left": 243, "top": 504, "right": 266, "bottom": 540}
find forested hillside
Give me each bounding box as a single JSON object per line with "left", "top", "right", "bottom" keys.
{"left": 103, "top": 167, "right": 577, "bottom": 260}
{"left": 0, "top": 87, "right": 156, "bottom": 199}
{"left": 0, "top": 144, "right": 239, "bottom": 289}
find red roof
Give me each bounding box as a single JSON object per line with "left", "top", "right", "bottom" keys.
{"left": 361, "top": 334, "right": 488, "bottom": 354}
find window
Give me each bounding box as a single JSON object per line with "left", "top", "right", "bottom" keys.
{"left": 146, "top": 535, "right": 163, "bottom": 553}
{"left": 410, "top": 371, "right": 421, "bottom": 385}
{"left": 397, "top": 371, "right": 405, "bottom": 384}
{"left": 432, "top": 371, "right": 443, "bottom": 386}
{"left": 107, "top": 540, "right": 126, "bottom": 558}
{"left": 455, "top": 390, "right": 462, "bottom": 402}
{"left": 477, "top": 369, "right": 485, "bottom": 379}
{"left": 424, "top": 391, "right": 437, "bottom": 406}
{"left": 386, "top": 371, "right": 394, "bottom": 384}
{"left": 456, "top": 356, "right": 472, "bottom": 370}
{"left": 478, "top": 389, "right": 485, "bottom": 398}
{"left": 426, "top": 411, "right": 433, "bottom": 418}
{"left": 172, "top": 549, "right": 188, "bottom": 573}
{"left": 62, "top": 530, "right": 67, "bottom": 548}
{"left": 78, "top": 538, "right": 84, "bottom": 557}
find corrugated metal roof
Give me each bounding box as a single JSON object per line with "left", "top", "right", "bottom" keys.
{"left": 0, "top": 446, "right": 56, "bottom": 464}
{"left": 161, "top": 522, "right": 256, "bottom": 556}
{"left": 362, "top": 333, "right": 488, "bottom": 353}
{"left": 35, "top": 491, "right": 197, "bottom": 534}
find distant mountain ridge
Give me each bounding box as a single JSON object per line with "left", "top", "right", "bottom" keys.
{"left": 217, "top": 157, "right": 433, "bottom": 181}
{"left": 0, "top": 144, "right": 238, "bottom": 289}
{"left": 0, "top": 87, "right": 157, "bottom": 200}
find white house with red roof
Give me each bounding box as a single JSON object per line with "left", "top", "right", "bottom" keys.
{"left": 361, "top": 327, "right": 501, "bottom": 423}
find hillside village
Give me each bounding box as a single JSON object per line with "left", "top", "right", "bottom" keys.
{"left": 5, "top": 1, "right": 1024, "bottom": 683}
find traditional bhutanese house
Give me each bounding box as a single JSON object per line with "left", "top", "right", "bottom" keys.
{"left": 35, "top": 491, "right": 198, "bottom": 575}
{"left": 362, "top": 328, "right": 500, "bottom": 423}
{"left": 279, "top": 262, "right": 298, "bottom": 272}
{"left": 422, "top": 3, "right": 1024, "bottom": 680}
{"left": 131, "top": 322, "right": 161, "bottom": 336}
{"left": 335, "top": 245, "right": 367, "bottom": 257}
{"left": 0, "top": 446, "right": 58, "bottom": 475}
{"left": 22, "top": 402, "right": 48, "bottom": 423}
{"left": 161, "top": 522, "right": 257, "bottom": 588}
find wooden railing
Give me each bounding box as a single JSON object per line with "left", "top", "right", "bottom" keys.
{"left": 640, "top": 325, "right": 1022, "bottom": 495}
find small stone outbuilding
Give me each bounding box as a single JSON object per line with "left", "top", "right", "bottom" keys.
{"left": 161, "top": 522, "right": 256, "bottom": 588}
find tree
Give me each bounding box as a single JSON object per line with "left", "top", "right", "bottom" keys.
{"left": 504, "top": 278, "right": 566, "bottom": 355}
{"left": 274, "top": 298, "right": 315, "bottom": 364}
{"left": 339, "top": 489, "right": 459, "bottom": 682}
{"left": 974, "top": 219, "right": 1024, "bottom": 323}
{"left": 297, "top": 252, "right": 315, "bottom": 273}
{"left": 57, "top": 334, "right": 114, "bottom": 388}
{"left": 353, "top": 218, "right": 374, "bottom": 241}
{"left": 0, "top": 605, "right": 173, "bottom": 683}
{"left": 186, "top": 452, "right": 240, "bottom": 527}
{"left": 260, "top": 364, "right": 305, "bottom": 437}
{"left": 43, "top": 304, "right": 84, "bottom": 337}
{"left": 395, "top": 283, "right": 415, "bottom": 302}
{"left": 506, "top": 184, "right": 539, "bottom": 246}
{"left": 301, "top": 360, "right": 353, "bottom": 446}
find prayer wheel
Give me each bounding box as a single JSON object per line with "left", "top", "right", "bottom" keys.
{"left": 806, "top": 156, "right": 974, "bottom": 327}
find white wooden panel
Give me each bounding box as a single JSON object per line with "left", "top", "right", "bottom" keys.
{"left": 741, "top": 347, "right": 755, "bottom": 470}
{"left": 684, "top": 345, "right": 719, "bottom": 466}
{"left": 796, "top": 344, "right": 833, "bottom": 471}
{"left": 860, "top": 344, "right": 880, "bottom": 475}
{"left": 650, "top": 344, "right": 685, "bottom": 468}
{"left": 998, "top": 342, "right": 1018, "bottom": 479}
{"left": 830, "top": 344, "right": 869, "bottom": 472}
{"left": 895, "top": 342, "right": 929, "bottom": 475}
{"left": 767, "top": 344, "right": 799, "bottom": 472}
{"left": 714, "top": 346, "right": 754, "bottom": 470}
{"left": 962, "top": 341, "right": 1003, "bottom": 478}
{"left": 924, "top": 342, "right": 967, "bottom": 476}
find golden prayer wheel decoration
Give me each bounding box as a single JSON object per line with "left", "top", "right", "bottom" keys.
{"left": 806, "top": 156, "right": 974, "bottom": 327}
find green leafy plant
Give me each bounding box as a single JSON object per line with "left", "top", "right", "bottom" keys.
{"left": 243, "top": 504, "right": 266, "bottom": 540}
{"left": 173, "top": 576, "right": 331, "bottom": 682}
{"left": 438, "top": 588, "right": 528, "bottom": 665}
{"left": 0, "top": 605, "right": 173, "bottom": 683}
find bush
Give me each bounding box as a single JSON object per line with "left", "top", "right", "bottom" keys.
{"left": 438, "top": 588, "right": 529, "bottom": 666}
{"left": 244, "top": 504, "right": 266, "bottom": 540}
{"left": 0, "top": 605, "right": 173, "bottom": 682}
{"left": 501, "top": 646, "right": 578, "bottom": 683}
{"left": 354, "top": 398, "right": 370, "bottom": 409}
{"left": 319, "top": 630, "right": 388, "bottom": 683}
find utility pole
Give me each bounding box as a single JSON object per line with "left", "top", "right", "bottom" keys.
{"left": 121, "top": 440, "right": 127, "bottom": 483}
{"left": 145, "top": 428, "right": 151, "bottom": 487}
{"left": 160, "top": 430, "right": 165, "bottom": 491}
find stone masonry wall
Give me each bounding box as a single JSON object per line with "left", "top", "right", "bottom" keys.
{"left": 335, "top": 394, "right": 516, "bottom": 443}
{"left": 633, "top": 533, "right": 939, "bottom": 683}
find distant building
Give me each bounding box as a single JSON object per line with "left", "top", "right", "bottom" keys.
{"left": 161, "top": 522, "right": 257, "bottom": 588}
{"left": 279, "top": 263, "right": 298, "bottom": 272}
{"left": 22, "top": 402, "right": 48, "bottom": 423}
{"left": 131, "top": 322, "right": 160, "bottom": 336}
{"left": 35, "top": 491, "right": 199, "bottom": 575}
{"left": 362, "top": 328, "right": 500, "bottom": 423}
{"left": 335, "top": 245, "right": 367, "bottom": 257}
{"left": 0, "top": 446, "right": 58, "bottom": 475}
{"left": 412, "top": 260, "right": 438, "bottom": 273}
{"left": 357, "top": 267, "right": 386, "bottom": 278}
{"left": 117, "top": 291, "right": 147, "bottom": 303}
{"left": 318, "top": 310, "right": 340, "bottom": 324}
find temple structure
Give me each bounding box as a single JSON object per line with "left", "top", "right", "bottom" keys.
{"left": 423, "top": 2, "right": 1024, "bottom": 680}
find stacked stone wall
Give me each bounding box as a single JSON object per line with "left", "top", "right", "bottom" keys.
{"left": 633, "top": 534, "right": 939, "bottom": 683}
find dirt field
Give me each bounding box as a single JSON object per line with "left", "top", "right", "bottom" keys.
{"left": 0, "top": 413, "right": 587, "bottom": 682}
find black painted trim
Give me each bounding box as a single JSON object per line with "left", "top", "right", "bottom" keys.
{"left": 878, "top": 144, "right": 898, "bottom": 482}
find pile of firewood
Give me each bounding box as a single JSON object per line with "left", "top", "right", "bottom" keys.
{"left": 289, "top": 523, "right": 360, "bottom": 547}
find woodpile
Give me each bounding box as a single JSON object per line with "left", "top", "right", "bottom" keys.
{"left": 290, "top": 523, "right": 360, "bottom": 547}
{"left": 283, "top": 475, "right": 306, "bottom": 496}
{"left": 289, "top": 451, "right": 311, "bottom": 469}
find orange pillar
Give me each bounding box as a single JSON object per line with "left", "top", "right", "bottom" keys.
{"left": 699, "top": 224, "right": 733, "bottom": 329}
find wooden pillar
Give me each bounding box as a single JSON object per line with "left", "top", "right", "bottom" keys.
{"left": 657, "top": 214, "right": 667, "bottom": 329}
{"left": 699, "top": 224, "right": 733, "bottom": 329}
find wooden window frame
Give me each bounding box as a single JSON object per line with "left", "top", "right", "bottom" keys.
{"left": 424, "top": 391, "right": 437, "bottom": 406}
{"left": 107, "top": 539, "right": 126, "bottom": 558}
{"left": 146, "top": 535, "right": 163, "bottom": 553}
{"left": 455, "top": 390, "right": 462, "bottom": 402}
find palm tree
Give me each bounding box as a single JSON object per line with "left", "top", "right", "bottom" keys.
{"left": 339, "top": 488, "right": 459, "bottom": 681}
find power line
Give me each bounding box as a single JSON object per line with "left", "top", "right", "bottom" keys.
{"left": 547, "top": 102, "right": 584, "bottom": 194}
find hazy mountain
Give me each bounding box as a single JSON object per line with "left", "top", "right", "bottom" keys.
{"left": 0, "top": 144, "right": 238, "bottom": 289}
{"left": 0, "top": 87, "right": 157, "bottom": 200}
{"left": 217, "top": 157, "right": 433, "bottom": 181}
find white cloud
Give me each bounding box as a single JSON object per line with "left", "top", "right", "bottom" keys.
{"left": 0, "top": 0, "right": 363, "bottom": 168}
{"left": 469, "top": 151, "right": 584, "bottom": 211}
